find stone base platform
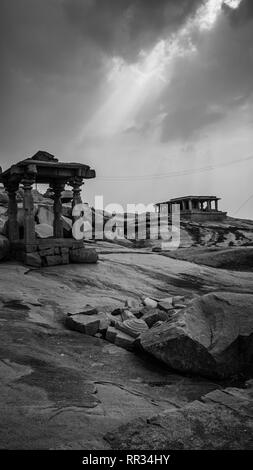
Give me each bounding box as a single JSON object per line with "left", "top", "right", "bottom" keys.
{"left": 10, "top": 238, "right": 98, "bottom": 267}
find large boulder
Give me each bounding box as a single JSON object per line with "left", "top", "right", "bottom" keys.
{"left": 0, "top": 235, "right": 10, "bottom": 260}
{"left": 37, "top": 206, "right": 54, "bottom": 226}
{"left": 35, "top": 223, "right": 53, "bottom": 238}
{"left": 140, "top": 292, "right": 253, "bottom": 379}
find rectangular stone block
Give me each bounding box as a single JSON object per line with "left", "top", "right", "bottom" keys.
{"left": 24, "top": 252, "right": 42, "bottom": 267}
{"left": 46, "top": 255, "right": 63, "bottom": 266}
{"left": 105, "top": 326, "right": 118, "bottom": 343}
{"left": 39, "top": 247, "right": 55, "bottom": 256}
{"left": 115, "top": 331, "right": 135, "bottom": 351}
{"left": 65, "top": 314, "right": 100, "bottom": 336}
{"left": 61, "top": 247, "right": 69, "bottom": 254}
{"left": 61, "top": 253, "right": 69, "bottom": 264}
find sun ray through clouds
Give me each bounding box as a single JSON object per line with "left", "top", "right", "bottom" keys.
{"left": 79, "top": 0, "right": 243, "bottom": 142}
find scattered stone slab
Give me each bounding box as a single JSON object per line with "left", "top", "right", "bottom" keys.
{"left": 140, "top": 292, "right": 253, "bottom": 379}
{"left": 66, "top": 313, "right": 105, "bottom": 336}
{"left": 111, "top": 308, "right": 123, "bottom": 316}
{"left": 130, "top": 308, "right": 143, "bottom": 319}
{"left": 114, "top": 331, "right": 136, "bottom": 351}
{"left": 99, "top": 314, "right": 112, "bottom": 335}
{"left": 174, "top": 303, "right": 186, "bottom": 309}
{"left": 125, "top": 298, "right": 140, "bottom": 309}
{"left": 105, "top": 326, "right": 118, "bottom": 343}
{"left": 141, "top": 308, "right": 169, "bottom": 328}
{"left": 158, "top": 299, "right": 174, "bottom": 312}
{"left": 121, "top": 310, "right": 135, "bottom": 321}
{"left": 172, "top": 295, "right": 185, "bottom": 305}
{"left": 115, "top": 318, "right": 149, "bottom": 339}
{"left": 142, "top": 297, "right": 158, "bottom": 309}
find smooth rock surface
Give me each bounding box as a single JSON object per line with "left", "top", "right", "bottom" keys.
{"left": 105, "top": 382, "right": 253, "bottom": 450}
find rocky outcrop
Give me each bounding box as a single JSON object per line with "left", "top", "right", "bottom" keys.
{"left": 0, "top": 234, "right": 10, "bottom": 260}
{"left": 140, "top": 292, "right": 253, "bottom": 379}
{"left": 105, "top": 381, "right": 253, "bottom": 450}
{"left": 35, "top": 223, "right": 54, "bottom": 238}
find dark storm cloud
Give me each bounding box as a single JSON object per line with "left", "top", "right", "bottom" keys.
{"left": 160, "top": 2, "right": 253, "bottom": 142}
{"left": 63, "top": 0, "right": 203, "bottom": 61}
{"left": 223, "top": 0, "right": 253, "bottom": 24}
{"left": 0, "top": 0, "right": 106, "bottom": 166}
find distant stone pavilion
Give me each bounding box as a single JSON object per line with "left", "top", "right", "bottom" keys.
{"left": 155, "top": 195, "right": 227, "bottom": 222}
{"left": 0, "top": 151, "right": 97, "bottom": 266}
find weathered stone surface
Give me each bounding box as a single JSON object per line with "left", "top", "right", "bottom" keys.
{"left": 174, "top": 303, "right": 186, "bottom": 309}
{"left": 142, "top": 297, "right": 158, "bottom": 309}
{"left": 115, "top": 331, "right": 136, "bottom": 351}
{"left": 0, "top": 234, "right": 9, "bottom": 261}
{"left": 66, "top": 313, "right": 103, "bottom": 336}
{"left": 98, "top": 313, "right": 114, "bottom": 334}
{"left": 111, "top": 307, "right": 123, "bottom": 316}
{"left": 35, "top": 223, "right": 53, "bottom": 239}
{"left": 172, "top": 295, "right": 185, "bottom": 305}
{"left": 140, "top": 292, "right": 253, "bottom": 379}
{"left": 69, "top": 247, "right": 98, "bottom": 264}
{"left": 24, "top": 252, "right": 42, "bottom": 268}
{"left": 121, "top": 310, "right": 135, "bottom": 321}
{"left": 105, "top": 326, "right": 118, "bottom": 343}
{"left": 68, "top": 305, "right": 98, "bottom": 316}
{"left": 141, "top": 308, "right": 169, "bottom": 328}
{"left": 158, "top": 298, "right": 174, "bottom": 311}
{"left": 46, "top": 255, "right": 65, "bottom": 266}
{"left": 115, "top": 318, "right": 149, "bottom": 338}
{"left": 125, "top": 298, "right": 140, "bottom": 309}
{"left": 105, "top": 382, "right": 253, "bottom": 450}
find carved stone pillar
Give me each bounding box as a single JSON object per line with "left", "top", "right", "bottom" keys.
{"left": 215, "top": 200, "right": 218, "bottom": 211}
{"left": 70, "top": 177, "right": 83, "bottom": 225}
{"left": 6, "top": 185, "right": 19, "bottom": 241}
{"left": 70, "top": 177, "right": 83, "bottom": 209}
{"left": 51, "top": 182, "right": 65, "bottom": 238}
{"left": 22, "top": 176, "right": 36, "bottom": 244}
{"left": 188, "top": 199, "right": 193, "bottom": 211}
{"left": 207, "top": 200, "right": 211, "bottom": 211}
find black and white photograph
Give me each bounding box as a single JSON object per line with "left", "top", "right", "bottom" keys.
{"left": 0, "top": 0, "right": 253, "bottom": 461}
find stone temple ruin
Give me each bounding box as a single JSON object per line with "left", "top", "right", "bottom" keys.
{"left": 155, "top": 195, "right": 227, "bottom": 222}
{"left": 0, "top": 151, "right": 97, "bottom": 267}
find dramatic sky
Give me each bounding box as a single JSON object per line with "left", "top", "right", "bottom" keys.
{"left": 0, "top": 0, "right": 253, "bottom": 217}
